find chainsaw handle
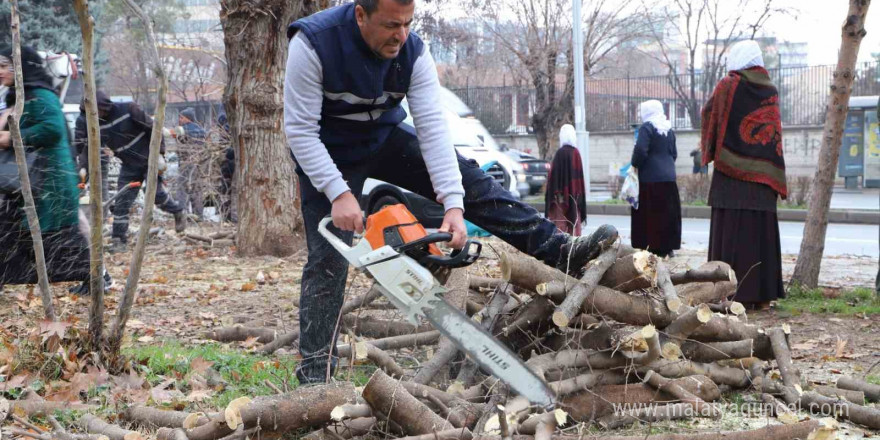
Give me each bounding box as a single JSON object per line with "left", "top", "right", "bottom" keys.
{"left": 420, "top": 239, "right": 482, "bottom": 268}
{"left": 393, "top": 231, "right": 452, "bottom": 254}
{"left": 317, "top": 217, "right": 362, "bottom": 265}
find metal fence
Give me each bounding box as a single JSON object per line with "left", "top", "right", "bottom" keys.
{"left": 449, "top": 61, "right": 880, "bottom": 134}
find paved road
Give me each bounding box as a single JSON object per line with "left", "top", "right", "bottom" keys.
{"left": 583, "top": 214, "right": 880, "bottom": 259}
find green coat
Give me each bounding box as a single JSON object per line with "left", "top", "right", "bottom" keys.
{"left": 17, "top": 87, "right": 80, "bottom": 232}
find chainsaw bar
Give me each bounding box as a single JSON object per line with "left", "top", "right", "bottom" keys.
{"left": 421, "top": 294, "right": 556, "bottom": 409}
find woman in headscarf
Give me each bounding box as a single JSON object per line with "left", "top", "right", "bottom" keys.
{"left": 630, "top": 100, "right": 681, "bottom": 258}
{"left": 701, "top": 40, "right": 787, "bottom": 310}
{"left": 545, "top": 124, "right": 586, "bottom": 235}
{"left": 0, "top": 45, "right": 108, "bottom": 294}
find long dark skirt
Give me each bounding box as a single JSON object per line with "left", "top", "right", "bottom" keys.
{"left": 0, "top": 203, "right": 90, "bottom": 285}
{"left": 630, "top": 181, "right": 682, "bottom": 256}
{"left": 708, "top": 207, "right": 784, "bottom": 304}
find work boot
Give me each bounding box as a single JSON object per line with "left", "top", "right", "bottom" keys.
{"left": 556, "top": 224, "right": 619, "bottom": 277}
{"left": 108, "top": 237, "right": 127, "bottom": 254}
{"left": 174, "top": 211, "right": 187, "bottom": 234}
{"left": 69, "top": 271, "right": 113, "bottom": 296}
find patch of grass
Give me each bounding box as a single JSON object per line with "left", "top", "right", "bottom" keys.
{"left": 867, "top": 376, "right": 880, "bottom": 386}
{"left": 125, "top": 340, "right": 300, "bottom": 408}
{"left": 777, "top": 285, "right": 880, "bottom": 315}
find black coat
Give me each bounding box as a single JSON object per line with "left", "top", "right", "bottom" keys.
{"left": 75, "top": 98, "right": 165, "bottom": 171}
{"left": 631, "top": 123, "right": 677, "bottom": 183}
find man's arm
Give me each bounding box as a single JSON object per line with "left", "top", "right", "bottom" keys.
{"left": 406, "top": 47, "right": 465, "bottom": 213}
{"left": 283, "top": 32, "right": 349, "bottom": 203}
{"left": 130, "top": 103, "right": 167, "bottom": 154}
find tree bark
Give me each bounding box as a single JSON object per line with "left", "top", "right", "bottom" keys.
{"left": 599, "top": 251, "right": 656, "bottom": 292}
{"left": 561, "top": 376, "right": 719, "bottom": 422}
{"left": 301, "top": 418, "right": 376, "bottom": 440}
{"left": 123, "top": 406, "right": 212, "bottom": 429}
{"left": 677, "top": 282, "right": 737, "bottom": 306}
{"left": 10, "top": 0, "right": 54, "bottom": 322}
{"left": 670, "top": 262, "right": 736, "bottom": 285}
{"left": 342, "top": 315, "right": 433, "bottom": 339}
{"left": 80, "top": 415, "right": 143, "bottom": 440}
{"left": 221, "top": 0, "right": 312, "bottom": 256}
{"left": 553, "top": 244, "right": 619, "bottom": 328}
{"left": 336, "top": 331, "right": 441, "bottom": 358}
{"left": 837, "top": 376, "right": 880, "bottom": 402}
{"left": 812, "top": 385, "right": 865, "bottom": 405}
{"left": 182, "top": 383, "right": 358, "bottom": 440}
{"left": 108, "top": 0, "right": 170, "bottom": 358}
{"left": 362, "top": 370, "right": 454, "bottom": 435}
{"left": 792, "top": 0, "right": 872, "bottom": 287}
{"left": 72, "top": 0, "right": 103, "bottom": 330}
{"left": 501, "top": 252, "right": 578, "bottom": 292}
{"left": 205, "top": 326, "right": 278, "bottom": 344}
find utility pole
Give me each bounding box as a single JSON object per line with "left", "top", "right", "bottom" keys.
{"left": 572, "top": 0, "right": 590, "bottom": 209}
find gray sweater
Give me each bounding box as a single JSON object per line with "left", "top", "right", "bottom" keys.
{"left": 283, "top": 32, "right": 465, "bottom": 212}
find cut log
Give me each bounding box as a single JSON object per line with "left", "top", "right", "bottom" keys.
{"left": 541, "top": 324, "right": 614, "bottom": 352}
{"left": 342, "top": 315, "right": 432, "bottom": 339}
{"left": 336, "top": 330, "right": 441, "bottom": 358}
{"left": 359, "top": 343, "right": 406, "bottom": 378}
{"left": 122, "top": 405, "right": 211, "bottom": 429}
{"left": 182, "top": 383, "right": 358, "bottom": 440}
{"left": 670, "top": 261, "right": 736, "bottom": 285}
{"left": 812, "top": 385, "right": 865, "bottom": 405}
{"left": 549, "top": 371, "right": 628, "bottom": 397}
{"left": 412, "top": 337, "right": 458, "bottom": 384}
{"left": 80, "top": 415, "right": 143, "bottom": 440}
{"left": 362, "top": 370, "right": 454, "bottom": 435}
{"left": 472, "top": 419, "right": 824, "bottom": 440}
{"left": 10, "top": 398, "right": 96, "bottom": 417}
{"left": 760, "top": 394, "right": 800, "bottom": 424}
{"left": 679, "top": 339, "right": 774, "bottom": 363}
{"left": 640, "top": 359, "right": 752, "bottom": 388}
{"left": 677, "top": 282, "right": 737, "bottom": 306}
{"left": 597, "top": 403, "right": 702, "bottom": 429}
{"left": 837, "top": 376, "right": 880, "bottom": 402}
{"left": 539, "top": 283, "right": 672, "bottom": 327}
{"left": 664, "top": 304, "right": 713, "bottom": 341}
{"left": 781, "top": 387, "right": 880, "bottom": 430}
{"left": 500, "top": 252, "right": 578, "bottom": 292}
{"left": 707, "top": 301, "right": 746, "bottom": 316}
{"left": 643, "top": 371, "right": 720, "bottom": 418}
{"left": 654, "top": 262, "right": 683, "bottom": 314}
{"left": 553, "top": 244, "right": 619, "bottom": 328}
{"left": 561, "top": 376, "right": 720, "bottom": 422}
{"left": 301, "top": 418, "right": 376, "bottom": 440}
{"left": 767, "top": 328, "right": 801, "bottom": 390}
{"left": 396, "top": 429, "right": 474, "bottom": 440}
{"left": 599, "top": 251, "right": 657, "bottom": 292}
{"left": 527, "top": 325, "right": 659, "bottom": 380}
{"left": 330, "top": 404, "right": 373, "bottom": 421}
{"left": 259, "top": 284, "right": 383, "bottom": 354}
{"left": 470, "top": 276, "right": 503, "bottom": 291}
{"left": 204, "top": 326, "right": 277, "bottom": 344}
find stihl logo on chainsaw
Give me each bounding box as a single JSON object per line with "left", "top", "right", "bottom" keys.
{"left": 481, "top": 345, "right": 510, "bottom": 370}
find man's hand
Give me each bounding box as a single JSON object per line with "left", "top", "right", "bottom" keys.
{"left": 0, "top": 131, "right": 11, "bottom": 149}
{"left": 439, "top": 208, "right": 466, "bottom": 249}
{"left": 331, "top": 191, "right": 364, "bottom": 234}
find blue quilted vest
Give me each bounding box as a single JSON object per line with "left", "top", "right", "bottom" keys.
{"left": 288, "top": 4, "right": 424, "bottom": 164}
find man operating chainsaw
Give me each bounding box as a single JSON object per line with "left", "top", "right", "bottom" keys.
{"left": 284, "top": 0, "right": 619, "bottom": 385}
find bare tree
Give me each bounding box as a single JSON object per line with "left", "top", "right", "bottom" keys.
{"left": 471, "top": 0, "right": 647, "bottom": 159}
{"left": 220, "top": 0, "right": 323, "bottom": 256}
{"left": 791, "top": 0, "right": 872, "bottom": 289}
{"left": 162, "top": 45, "right": 226, "bottom": 103}
{"left": 642, "top": 0, "right": 784, "bottom": 128}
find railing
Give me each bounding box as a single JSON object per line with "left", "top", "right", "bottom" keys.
{"left": 449, "top": 61, "right": 880, "bottom": 134}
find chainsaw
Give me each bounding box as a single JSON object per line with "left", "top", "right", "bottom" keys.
{"left": 318, "top": 204, "right": 555, "bottom": 408}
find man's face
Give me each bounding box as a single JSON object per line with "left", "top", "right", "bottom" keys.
{"left": 355, "top": 0, "right": 415, "bottom": 60}
{"left": 179, "top": 115, "right": 190, "bottom": 125}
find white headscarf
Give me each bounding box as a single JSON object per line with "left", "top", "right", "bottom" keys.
{"left": 639, "top": 100, "right": 672, "bottom": 136}
{"left": 559, "top": 124, "right": 577, "bottom": 148}
{"left": 727, "top": 40, "right": 764, "bottom": 72}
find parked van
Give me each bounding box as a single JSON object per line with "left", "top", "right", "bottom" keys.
{"left": 361, "top": 99, "right": 527, "bottom": 227}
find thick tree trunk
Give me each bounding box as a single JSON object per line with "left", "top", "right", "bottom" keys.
{"left": 221, "top": 0, "right": 314, "bottom": 257}
{"left": 792, "top": 0, "right": 872, "bottom": 287}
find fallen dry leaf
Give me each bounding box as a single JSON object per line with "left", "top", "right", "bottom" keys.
{"left": 190, "top": 357, "right": 214, "bottom": 376}
{"left": 186, "top": 389, "right": 213, "bottom": 402}
{"left": 241, "top": 282, "right": 256, "bottom": 292}
{"left": 834, "top": 338, "right": 847, "bottom": 359}
{"left": 240, "top": 336, "right": 260, "bottom": 349}
{"left": 39, "top": 320, "right": 72, "bottom": 341}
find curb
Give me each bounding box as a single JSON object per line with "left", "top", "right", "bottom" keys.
{"left": 525, "top": 202, "right": 879, "bottom": 225}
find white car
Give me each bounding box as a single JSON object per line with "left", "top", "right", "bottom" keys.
{"left": 360, "top": 101, "right": 527, "bottom": 227}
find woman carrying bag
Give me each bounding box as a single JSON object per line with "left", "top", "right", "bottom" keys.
{"left": 629, "top": 100, "right": 681, "bottom": 258}
{"left": 0, "top": 45, "right": 109, "bottom": 294}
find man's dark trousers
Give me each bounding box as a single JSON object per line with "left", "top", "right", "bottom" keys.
{"left": 111, "top": 165, "right": 184, "bottom": 242}
{"left": 295, "top": 125, "right": 569, "bottom": 384}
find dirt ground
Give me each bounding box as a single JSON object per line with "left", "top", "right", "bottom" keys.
{"left": 0, "top": 229, "right": 878, "bottom": 437}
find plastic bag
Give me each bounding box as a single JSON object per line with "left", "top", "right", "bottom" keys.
{"left": 620, "top": 165, "right": 639, "bottom": 209}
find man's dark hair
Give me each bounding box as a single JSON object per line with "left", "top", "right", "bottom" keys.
{"left": 356, "top": 0, "right": 414, "bottom": 15}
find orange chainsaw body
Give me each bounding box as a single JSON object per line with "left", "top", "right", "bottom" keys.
{"left": 364, "top": 204, "right": 443, "bottom": 256}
